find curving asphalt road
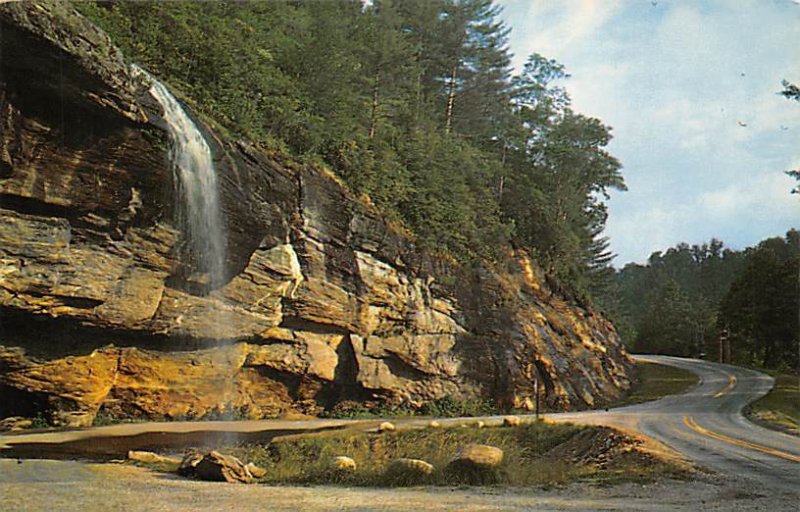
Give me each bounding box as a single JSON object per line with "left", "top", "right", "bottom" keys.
{"left": 549, "top": 355, "right": 800, "bottom": 493}
{"left": 1, "top": 355, "right": 798, "bottom": 495}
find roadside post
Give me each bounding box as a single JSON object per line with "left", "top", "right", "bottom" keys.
{"left": 718, "top": 328, "right": 730, "bottom": 364}
{"left": 534, "top": 376, "right": 540, "bottom": 421}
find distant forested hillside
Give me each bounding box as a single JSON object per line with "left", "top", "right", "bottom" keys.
{"left": 601, "top": 231, "right": 799, "bottom": 372}
{"left": 75, "top": 0, "right": 625, "bottom": 301}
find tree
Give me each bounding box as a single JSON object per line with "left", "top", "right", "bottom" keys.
{"left": 604, "top": 234, "right": 795, "bottom": 369}
{"left": 780, "top": 80, "right": 800, "bottom": 101}
{"left": 718, "top": 231, "right": 799, "bottom": 371}
{"left": 636, "top": 278, "right": 696, "bottom": 356}
{"left": 502, "top": 55, "right": 625, "bottom": 297}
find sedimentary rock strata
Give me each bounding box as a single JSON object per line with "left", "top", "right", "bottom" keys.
{"left": 0, "top": 3, "right": 631, "bottom": 427}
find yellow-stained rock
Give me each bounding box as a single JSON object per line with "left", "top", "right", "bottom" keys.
{"left": 127, "top": 451, "right": 181, "bottom": 465}
{"left": 378, "top": 421, "right": 396, "bottom": 433}
{"left": 451, "top": 444, "right": 504, "bottom": 468}
{"left": 245, "top": 462, "right": 267, "bottom": 479}
{"left": 331, "top": 456, "right": 357, "bottom": 472}
{"left": 0, "top": 417, "right": 32, "bottom": 431}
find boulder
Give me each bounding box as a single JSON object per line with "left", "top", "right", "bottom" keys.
{"left": 177, "top": 450, "right": 259, "bottom": 484}
{"left": 377, "top": 421, "right": 396, "bottom": 433}
{"left": 0, "top": 417, "right": 32, "bottom": 431}
{"left": 245, "top": 462, "right": 267, "bottom": 479}
{"left": 127, "top": 450, "right": 180, "bottom": 466}
{"left": 445, "top": 444, "right": 505, "bottom": 485}
{"left": 331, "top": 456, "right": 357, "bottom": 472}
{"left": 450, "top": 444, "right": 504, "bottom": 469}
{"left": 503, "top": 416, "right": 522, "bottom": 427}
{"left": 385, "top": 458, "right": 435, "bottom": 484}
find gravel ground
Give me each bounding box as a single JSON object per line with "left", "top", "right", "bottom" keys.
{"left": 1, "top": 459, "right": 795, "bottom": 512}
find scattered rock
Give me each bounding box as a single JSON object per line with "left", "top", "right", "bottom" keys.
{"left": 177, "top": 450, "right": 259, "bottom": 483}
{"left": 503, "top": 416, "right": 521, "bottom": 427}
{"left": 127, "top": 450, "right": 180, "bottom": 465}
{"left": 0, "top": 417, "right": 32, "bottom": 431}
{"left": 385, "top": 458, "right": 435, "bottom": 483}
{"left": 428, "top": 420, "right": 441, "bottom": 428}
{"left": 450, "top": 444, "right": 504, "bottom": 469}
{"left": 445, "top": 444, "right": 505, "bottom": 484}
{"left": 475, "top": 420, "right": 485, "bottom": 429}
{"left": 378, "top": 421, "right": 396, "bottom": 433}
{"left": 245, "top": 462, "right": 267, "bottom": 479}
{"left": 331, "top": 456, "right": 357, "bottom": 472}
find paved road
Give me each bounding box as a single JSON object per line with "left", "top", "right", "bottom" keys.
{"left": 549, "top": 355, "right": 800, "bottom": 493}
{"left": 1, "top": 356, "right": 798, "bottom": 511}
{"left": 1, "top": 356, "right": 798, "bottom": 493}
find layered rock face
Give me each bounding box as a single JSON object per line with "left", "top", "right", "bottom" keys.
{"left": 0, "top": 3, "right": 631, "bottom": 427}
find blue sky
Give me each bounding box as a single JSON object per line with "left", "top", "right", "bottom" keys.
{"left": 497, "top": 0, "right": 800, "bottom": 265}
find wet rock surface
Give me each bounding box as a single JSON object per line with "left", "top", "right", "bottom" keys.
{"left": 0, "top": 2, "right": 632, "bottom": 426}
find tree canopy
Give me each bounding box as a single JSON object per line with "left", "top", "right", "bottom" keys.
{"left": 601, "top": 232, "right": 799, "bottom": 372}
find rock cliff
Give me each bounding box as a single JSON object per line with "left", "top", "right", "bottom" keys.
{"left": 0, "top": 3, "right": 632, "bottom": 427}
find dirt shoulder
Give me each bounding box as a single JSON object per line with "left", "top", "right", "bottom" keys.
{"left": 744, "top": 372, "right": 799, "bottom": 436}
{"left": 1, "top": 459, "right": 795, "bottom": 512}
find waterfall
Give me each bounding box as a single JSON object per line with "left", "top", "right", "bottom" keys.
{"left": 134, "top": 66, "right": 226, "bottom": 291}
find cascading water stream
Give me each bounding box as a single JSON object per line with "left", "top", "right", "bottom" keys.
{"left": 133, "top": 66, "right": 226, "bottom": 292}
{"left": 132, "top": 67, "right": 239, "bottom": 419}
{"left": 133, "top": 66, "right": 236, "bottom": 417}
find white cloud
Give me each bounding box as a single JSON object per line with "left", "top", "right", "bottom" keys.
{"left": 607, "top": 172, "right": 799, "bottom": 264}
{"left": 506, "top": 0, "right": 625, "bottom": 69}
{"left": 499, "top": 0, "right": 800, "bottom": 264}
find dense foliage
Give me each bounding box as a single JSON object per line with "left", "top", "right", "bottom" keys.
{"left": 719, "top": 232, "right": 799, "bottom": 371}
{"left": 76, "top": 0, "right": 625, "bottom": 300}
{"left": 602, "top": 231, "right": 799, "bottom": 372}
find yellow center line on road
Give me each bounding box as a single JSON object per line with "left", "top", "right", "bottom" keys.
{"left": 713, "top": 375, "right": 737, "bottom": 398}
{"left": 683, "top": 415, "right": 800, "bottom": 463}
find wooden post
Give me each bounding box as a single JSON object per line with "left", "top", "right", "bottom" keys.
{"left": 719, "top": 328, "right": 730, "bottom": 364}
{"left": 725, "top": 333, "right": 732, "bottom": 364}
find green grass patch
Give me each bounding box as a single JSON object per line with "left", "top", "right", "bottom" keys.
{"left": 320, "top": 396, "right": 499, "bottom": 419}
{"left": 610, "top": 361, "right": 699, "bottom": 408}
{"left": 216, "top": 422, "right": 685, "bottom": 488}
{"left": 746, "top": 373, "right": 799, "bottom": 435}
